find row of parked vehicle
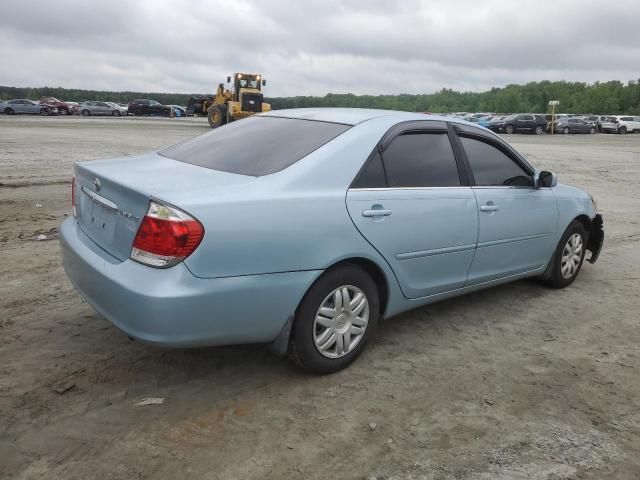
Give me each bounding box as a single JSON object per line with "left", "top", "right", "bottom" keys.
{"left": 0, "top": 97, "right": 188, "bottom": 118}
{"left": 444, "top": 112, "right": 640, "bottom": 135}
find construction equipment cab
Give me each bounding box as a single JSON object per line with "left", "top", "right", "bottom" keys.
{"left": 207, "top": 73, "right": 271, "bottom": 128}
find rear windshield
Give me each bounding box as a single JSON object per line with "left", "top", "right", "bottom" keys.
{"left": 160, "top": 116, "right": 351, "bottom": 176}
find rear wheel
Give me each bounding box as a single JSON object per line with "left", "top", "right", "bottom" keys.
{"left": 207, "top": 104, "right": 227, "bottom": 128}
{"left": 81, "top": 109, "right": 90, "bottom": 116}
{"left": 4, "top": 107, "right": 14, "bottom": 115}
{"left": 535, "top": 125, "right": 544, "bottom": 135}
{"left": 563, "top": 127, "right": 570, "bottom": 135}
{"left": 112, "top": 110, "right": 120, "bottom": 117}
{"left": 288, "top": 264, "right": 379, "bottom": 374}
{"left": 619, "top": 126, "right": 627, "bottom": 135}
{"left": 589, "top": 127, "right": 596, "bottom": 134}
{"left": 543, "top": 220, "right": 588, "bottom": 289}
{"left": 40, "top": 108, "right": 48, "bottom": 116}
{"left": 133, "top": 109, "right": 142, "bottom": 116}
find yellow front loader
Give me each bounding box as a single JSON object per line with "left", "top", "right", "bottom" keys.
{"left": 205, "top": 73, "right": 271, "bottom": 128}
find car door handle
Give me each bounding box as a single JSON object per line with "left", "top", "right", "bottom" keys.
{"left": 480, "top": 205, "right": 500, "bottom": 212}
{"left": 362, "top": 209, "right": 392, "bottom": 217}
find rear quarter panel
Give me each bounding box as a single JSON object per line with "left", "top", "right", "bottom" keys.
{"left": 173, "top": 117, "right": 403, "bottom": 281}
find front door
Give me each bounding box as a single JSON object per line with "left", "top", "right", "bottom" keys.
{"left": 456, "top": 134, "right": 558, "bottom": 284}
{"left": 346, "top": 127, "right": 478, "bottom": 299}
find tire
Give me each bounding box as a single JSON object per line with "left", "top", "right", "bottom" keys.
{"left": 112, "top": 110, "right": 120, "bottom": 117}
{"left": 40, "top": 108, "right": 48, "bottom": 116}
{"left": 589, "top": 127, "right": 596, "bottom": 134}
{"left": 535, "top": 125, "right": 544, "bottom": 135}
{"left": 543, "top": 220, "right": 589, "bottom": 289}
{"left": 163, "top": 109, "right": 171, "bottom": 117}
{"left": 288, "top": 264, "right": 380, "bottom": 374}
{"left": 81, "top": 109, "right": 90, "bottom": 116}
{"left": 619, "top": 126, "right": 627, "bottom": 135}
{"left": 563, "top": 127, "right": 570, "bottom": 135}
{"left": 505, "top": 125, "right": 514, "bottom": 134}
{"left": 59, "top": 108, "right": 68, "bottom": 115}
{"left": 133, "top": 109, "right": 142, "bottom": 116}
{"left": 207, "top": 104, "right": 227, "bottom": 128}
{"left": 4, "top": 107, "right": 14, "bottom": 115}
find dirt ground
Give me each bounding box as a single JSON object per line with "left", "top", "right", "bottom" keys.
{"left": 1, "top": 116, "right": 639, "bottom": 480}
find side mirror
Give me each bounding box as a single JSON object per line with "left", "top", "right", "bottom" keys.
{"left": 262, "top": 79, "right": 266, "bottom": 86}
{"left": 537, "top": 171, "right": 557, "bottom": 188}
{"left": 227, "top": 76, "right": 231, "bottom": 83}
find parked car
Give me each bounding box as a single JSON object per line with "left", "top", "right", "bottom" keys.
{"left": 600, "top": 116, "right": 640, "bottom": 134}
{"left": 550, "top": 117, "right": 597, "bottom": 134}
{"left": 487, "top": 114, "right": 547, "bottom": 134}
{"left": 127, "top": 99, "right": 173, "bottom": 117}
{"left": 39, "top": 96, "right": 78, "bottom": 115}
{"left": 169, "top": 105, "right": 186, "bottom": 117}
{"left": 60, "top": 109, "right": 604, "bottom": 373}
{"left": 79, "top": 101, "right": 127, "bottom": 116}
{"left": 2, "top": 99, "right": 57, "bottom": 115}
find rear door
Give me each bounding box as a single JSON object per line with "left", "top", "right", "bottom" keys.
{"left": 455, "top": 128, "right": 558, "bottom": 284}
{"left": 346, "top": 122, "right": 478, "bottom": 299}
{"left": 516, "top": 115, "right": 534, "bottom": 132}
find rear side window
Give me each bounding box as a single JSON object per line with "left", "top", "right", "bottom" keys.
{"left": 460, "top": 136, "right": 533, "bottom": 187}
{"left": 353, "top": 151, "right": 386, "bottom": 188}
{"left": 382, "top": 133, "right": 460, "bottom": 188}
{"left": 160, "top": 116, "right": 351, "bottom": 176}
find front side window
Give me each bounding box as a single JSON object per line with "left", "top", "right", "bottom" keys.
{"left": 382, "top": 133, "right": 460, "bottom": 188}
{"left": 460, "top": 136, "right": 533, "bottom": 187}
{"left": 161, "top": 116, "right": 351, "bottom": 176}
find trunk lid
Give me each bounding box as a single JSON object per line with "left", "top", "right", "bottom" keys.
{"left": 74, "top": 152, "right": 255, "bottom": 261}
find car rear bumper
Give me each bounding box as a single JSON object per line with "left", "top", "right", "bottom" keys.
{"left": 60, "top": 218, "right": 320, "bottom": 347}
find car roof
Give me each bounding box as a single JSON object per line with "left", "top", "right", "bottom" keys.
{"left": 260, "top": 107, "right": 485, "bottom": 127}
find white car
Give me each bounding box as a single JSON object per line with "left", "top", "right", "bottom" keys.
{"left": 601, "top": 115, "right": 640, "bottom": 134}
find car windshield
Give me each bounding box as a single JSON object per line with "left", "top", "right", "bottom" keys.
{"left": 150, "top": 100, "right": 160, "bottom": 106}
{"left": 160, "top": 116, "right": 351, "bottom": 176}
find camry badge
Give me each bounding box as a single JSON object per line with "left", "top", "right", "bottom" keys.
{"left": 93, "top": 177, "right": 101, "bottom": 192}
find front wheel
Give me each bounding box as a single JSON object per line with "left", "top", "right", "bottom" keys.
{"left": 589, "top": 127, "right": 596, "bottom": 134}
{"left": 535, "top": 125, "right": 544, "bottom": 135}
{"left": 288, "top": 264, "right": 380, "bottom": 374}
{"left": 505, "top": 125, "right": 514, "bottom": 134}
{"left": 543, "top": 220, "right": 588, "bottom": 289}
{"left": 112, "top": 110, "right": 120, "bottom": 117}
{"left": 619, "top": 126, "right": 627, "bottom": 135}
{"left": 563, "top": 127, "right": 570, "bottom": 135}
{"left": 4, "top": 107, "right": 14, "bottom": 115}
{"left": 207, "top": 104, "right": 227, "bottom": 128}
{"left": 40, "top": 108, "right": 48, "bottom": 116}
{"left": 81, "top": 109, "right": 90, "bottom": 116}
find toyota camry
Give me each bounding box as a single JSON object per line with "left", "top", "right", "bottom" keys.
{"left": 60, "top": 109, "right": 604, "bottom": 373}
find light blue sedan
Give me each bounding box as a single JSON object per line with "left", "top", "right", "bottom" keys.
{"left": 60, "top": 109, "right": 604, "bottom": 373}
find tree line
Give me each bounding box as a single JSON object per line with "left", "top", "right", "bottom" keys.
{"left": 2, "top": 80, "right": 639, "bottom": 114}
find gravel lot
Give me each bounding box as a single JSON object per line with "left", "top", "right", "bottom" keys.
{"left": 1, "top": 116, "right": 639, "bottom": 479}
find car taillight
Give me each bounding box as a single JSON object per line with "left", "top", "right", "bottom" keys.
{"left": 71, "top": 176, "right": 76, "bottom": 217}
{"left": 131, "top": 201, "right": 204, "bottom": 268}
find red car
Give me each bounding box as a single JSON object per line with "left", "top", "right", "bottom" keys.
{"left": 39, "top": 97, "right": 79, "bottom": 115}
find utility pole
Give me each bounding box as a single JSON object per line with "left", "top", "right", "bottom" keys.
{"left": 549, "top": 100, "right": 560, "bottom": 134}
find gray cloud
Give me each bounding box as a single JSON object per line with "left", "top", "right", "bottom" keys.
{"left": 1, "top": 0, "right": 639, "bottom": 96}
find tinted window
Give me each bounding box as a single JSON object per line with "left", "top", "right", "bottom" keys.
{"left": 353, "top": 151, "right": 386, "bottom": 188}
{"left": 621, "top": 117, "right": 633, "bottom": 121}
{"left": 382, "top": 133, "right": 460, "bottom": 188}
{"left": 160, "top": 116, "right": 351, "bottom": 176}
{"left": 460, "top": 136, "right": 533, "bottom": 187}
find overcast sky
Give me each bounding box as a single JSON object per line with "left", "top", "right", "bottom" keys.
{"left": 1, "top": 0, "right": 639, "bottom": 96}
